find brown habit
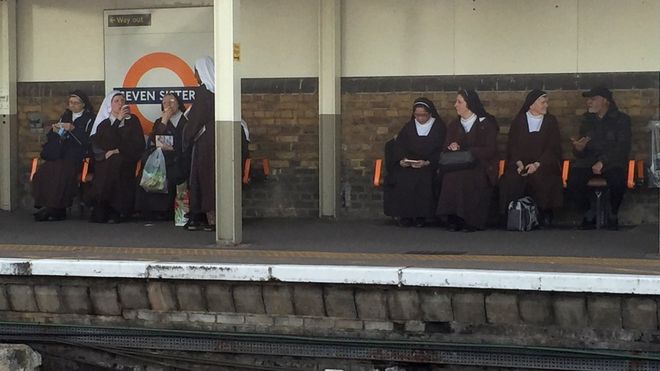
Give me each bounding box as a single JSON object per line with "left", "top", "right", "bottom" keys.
{"left": 32, "top": 110, "right": 95, "bottom": 209}
{"left": 183, "top": 86, "right": 249, "bottom": 217}
{"left": 436, "top": 117, "right": 498, "bottom": 229}
{"left": 89, "top": 117, "right": 145, "bottom": 216}
{"left": 499, "top": 113, "right": 563, "bottom": 212}
{"left": 184, "top": 86, "right": 216, "bottom": 215}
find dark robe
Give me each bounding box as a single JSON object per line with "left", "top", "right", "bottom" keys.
{"left": 32, "top": 110, "right": 95, "bottom": 209}
{"left": 135, "top": 114, "right": 188, "bottom": 215}
{"left": 385, "top": 119, "right": 446, "bottom": 218}
{"left": 183, "top": 85, "right": 250, "bottom": 217}
{"left": 499, "top": 113, "right": 563, "bottom": 212}
{"left": 89, "top": 116, "right": 145, "bottom": 218}
{"left": 436, "top": 117, "right": 498, "bottom": 229}
{"left": 568, "top": 106, "right": 631, "bottom": 216}
{"left": 183, "top": 86, "right": 216, "bottom": 216}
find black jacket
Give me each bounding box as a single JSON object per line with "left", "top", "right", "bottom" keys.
{"left": 40, "top": 110, "right": 95, "bottom": 167}
{"left": 573, "top": 107, "right": 631, "bottom": 170}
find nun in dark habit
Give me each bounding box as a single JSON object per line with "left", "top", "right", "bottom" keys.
{"left": 436, "top": 89, "right": 498, "bottom": 232}
{"left": 499, "top": 90, "right": 563, "bottom": 226}
{"left": 87, "top": 91, "right": 145, "bottom": 223}
{"left": 385, "top": 97, "right": 446, "bottom": 227}
{"left": 32, "top": 90, "right": 96, "bottom": 221}
{"left": 182, "top": 56, "right": 249, "bottom": 231}
{"left": 135, "top": 93, "right": 189, "bottom": 220}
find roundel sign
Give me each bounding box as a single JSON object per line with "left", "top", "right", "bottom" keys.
{"left": 119, "top": 52, "right": 197, "bottom": 134}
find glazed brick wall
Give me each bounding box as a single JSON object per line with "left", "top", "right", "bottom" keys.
{"left": 340, "top": 90, "right": 659, "bottom": 219}
{"left": 16, "top": 81, "right": 320, "bottom": 217}
{"left": 15, "top": 72, "right": 659, "bottom": 221}
{"left": 241, "top": 92, "right": 319, "bottom": 218}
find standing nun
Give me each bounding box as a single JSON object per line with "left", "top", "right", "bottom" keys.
{"left": 499, "top": 90, "right": 563, "bottom": 226}
{"left": 437, "top": 89, "right": 499, "bottom": 232}
{"left": 88, "top": 91, "right": 145, "bottom": 223}
{"left": 182, "top": 56, "right": 249, "bottom": 231}
{"left": 385, "top": 97, "right": 446, "bottom": 227}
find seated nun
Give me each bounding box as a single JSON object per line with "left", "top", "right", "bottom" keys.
{"left": 436, "top": 89, "right": 499, "bottom": 232}
{"left": 499, "top": 90, "right": 563, "bottom": 227}
{"left": 87, "top": 91, "right": 145, "bottom": 223}
{"left": 32, "top": 90, "right": 95, "bottom": 221}
{"left": 384, "top": 97, "right": 446, "bottom": 227}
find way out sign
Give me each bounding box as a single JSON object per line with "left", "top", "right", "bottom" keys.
{"left": 104, "top": 7, "right": 213, "bottom": 133}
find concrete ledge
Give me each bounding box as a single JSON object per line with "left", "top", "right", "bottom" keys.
{"left": 0, "top": 258, "right": 659, "bottom": 295}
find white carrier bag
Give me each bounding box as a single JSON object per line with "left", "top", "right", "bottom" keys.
{"left": 507, "top": 196, "right": 539, "bottom": 231}
{"left": 649, "top": 119, "right": 660, "bottom": 188}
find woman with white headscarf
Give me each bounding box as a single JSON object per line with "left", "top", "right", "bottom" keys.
{"left": 87, "top": 91, "right": 145, "bottom": 223}
{"left": 182, "top": 56, "right": 249, "bottom": 232}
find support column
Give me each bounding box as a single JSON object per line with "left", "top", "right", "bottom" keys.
{"left": 318, "top": 0, "right": 341, "bottom": 218}
{"left": 0, "top": 0, "right": 17, "bottom": 211}
{"left": 214, "top": 0, "right": 242, "bottom": 244}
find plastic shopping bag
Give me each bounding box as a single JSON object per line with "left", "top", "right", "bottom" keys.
{"left": 174, "top": 182, "right": 189, "bottom": 227}
{"left": 139, "top": 148, "right": 168, "bottom": 193}
{"left": 649, "top": 120, "right": 660, "bottom": 188}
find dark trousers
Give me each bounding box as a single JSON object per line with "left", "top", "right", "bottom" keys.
{"left": 567, "top": 166, "right": 626, "bottom": 216}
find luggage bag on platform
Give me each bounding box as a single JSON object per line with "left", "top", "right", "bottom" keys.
{"left": 506, "top": 196, "right": 539, "bottom": 231}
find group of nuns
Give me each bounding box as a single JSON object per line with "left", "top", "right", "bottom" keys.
{"left": 384, "top": 89, "right": 563, "bottom": 231}
{"left": 32, "top": 56, "right": 248, "bottom": 231}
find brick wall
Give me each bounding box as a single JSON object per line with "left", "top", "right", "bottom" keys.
{"left": 15, "top": 72, "right": 659, "bottom": 221}
{"left": 0, "top": 276, "right": 658, "bottom": 352}
{"left": 16, "top": 80, "right": 320, "bottom": 217}
{"left": 339, "top": 73, "right": 660, "bottom": 221}
{"left": 241, "top": 79, "right": 319, "bottom": 217}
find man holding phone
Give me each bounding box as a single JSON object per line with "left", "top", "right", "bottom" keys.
{"left": 567, "top": 87, "right": 631, "bottom": 230}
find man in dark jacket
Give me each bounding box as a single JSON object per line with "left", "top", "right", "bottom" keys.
{"left": 568, "top": 87, "right": 631, "bottom": 230}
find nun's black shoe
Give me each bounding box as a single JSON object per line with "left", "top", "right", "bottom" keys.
{"left": 447, "top": 215, "right": 464, "bottom": 231}
{"left": 539, "top": 210, "right": 554, "bottom": 228}
{"left": 397, "top": 218, "right": 413, "bottom": 227}
{"left": 463, "top": 225, "right": 477, "bottom": 233}
{"left": 606, "top": 216, "right": 619, "bottom": 231}
{"left": 579, "top": 217, "right": 596, "bottom": 230}
{"left": 34, "top": 208, "right": 65, "bottom": 222}
{"left": 184, "top": 220, "right": 202, "bottom": 231}
{"left": 33, "top": 209, "right": 49, "bottom": 222}
{"left": 414, "top": 218, "right": 426, "bottom": 228}
{"left": 107, "top": 211, "right": 121, "bottom": 224}
{"left": 203, "top": 224, "right": 216, "bottom": 232}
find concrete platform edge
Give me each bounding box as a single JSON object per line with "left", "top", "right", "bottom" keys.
{"left": 0, "top": 258, "right": 658, "bottom": 295}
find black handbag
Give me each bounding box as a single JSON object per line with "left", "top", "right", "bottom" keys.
{"left": 438, "top": 150, "right": 476, "bottom": 172}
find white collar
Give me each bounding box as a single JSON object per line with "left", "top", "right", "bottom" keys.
{"left": 71, "top": 111, "right": 83, "bottom": 121}
{"left": 170, "top": 111, "right": 183, "bottom": 128}
{"left": 415, "top": 117, "right": 435, "bottom": 136}
{"left": 460, "top": 113, "right": 477, "bottom": 132}
{"left": 526, "top": 111, "right": 544, "bottom": 132}
{"left": 109, "top": 114, "right": 125, "bottom": 127}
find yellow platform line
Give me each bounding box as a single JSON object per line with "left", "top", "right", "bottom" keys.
{"left": 0, "top": 243, "right": 658, "bottom": 270}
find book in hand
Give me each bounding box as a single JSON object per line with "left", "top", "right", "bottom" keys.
{"left": 155, "top": 135, "right": 174, "bottom": 149}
